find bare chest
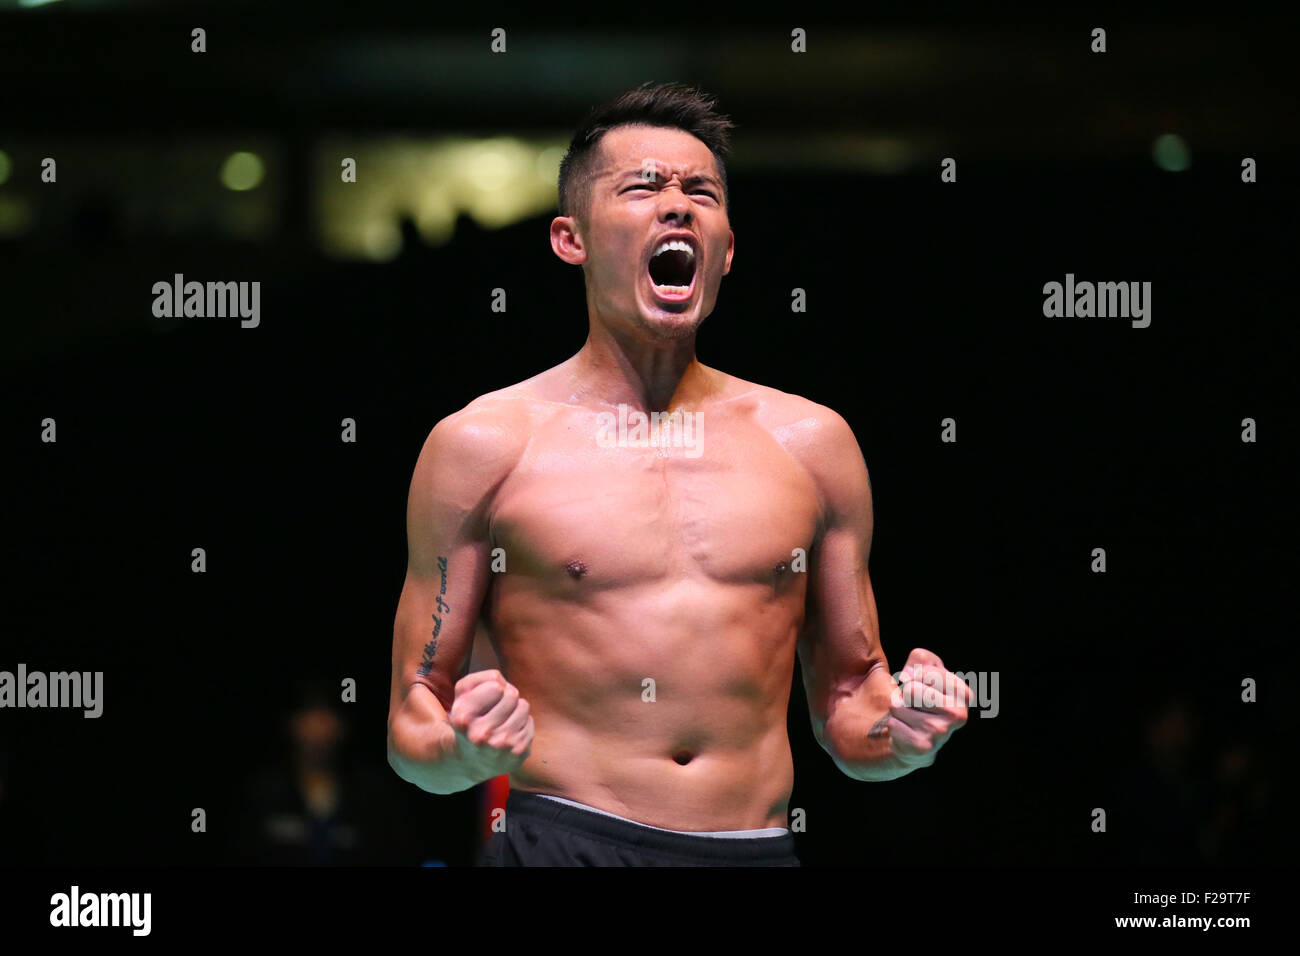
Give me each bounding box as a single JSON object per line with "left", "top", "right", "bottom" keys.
{"left": 489, "top": 410, "right": 821, "bottom": 588}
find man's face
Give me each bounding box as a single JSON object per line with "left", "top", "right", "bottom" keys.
{"left": 291, "top": 705, "right": 343, "bottom": 762}
{"left": 552, "top": 124, "right": 734, "bottom": 339}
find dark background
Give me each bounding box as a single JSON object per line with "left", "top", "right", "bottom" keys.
{"left": 0, "top": 3, "right": 1293, "bottom": 867}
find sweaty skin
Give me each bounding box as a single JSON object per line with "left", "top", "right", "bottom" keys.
{"left": 388, "top": 369, "right": 881, "bottom": 831}
{"left": 486, "top": 378, "right": 818, "bottom": 830}
{"left": 387, "top": 122, "right": 966, "bottom": 834}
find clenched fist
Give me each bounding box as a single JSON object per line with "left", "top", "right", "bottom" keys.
{"left": 446, "top": 669, "right": 535, "bottom": 781}
{"left": 869, "top": 647, "right": 971, "bottom": 769}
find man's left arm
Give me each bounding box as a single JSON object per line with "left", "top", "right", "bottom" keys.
{"left": 794, "top": 409, "right": 972, "bottom": 781}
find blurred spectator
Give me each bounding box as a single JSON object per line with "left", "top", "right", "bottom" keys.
{"left": 1121, "top": 694, "right": 1206, "bottom": 864}
{"left": 1198, "top": 736, "right": 1272, "bottom": 863}
{"left": 235, "top": 678, "right": 415, "bottom": 865}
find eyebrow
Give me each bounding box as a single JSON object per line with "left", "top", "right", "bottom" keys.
{"left": 616, "top": 168, "right": 722, "bottom": 188}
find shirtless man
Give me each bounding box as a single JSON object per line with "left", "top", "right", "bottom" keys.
{"left": 386, "top": 82, "right": 972, "bottom": 866}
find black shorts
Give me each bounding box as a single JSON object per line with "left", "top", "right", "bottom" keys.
{"left": 475, "top": 790, "right": 801, "bottom": 867}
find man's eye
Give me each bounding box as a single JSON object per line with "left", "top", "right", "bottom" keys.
{"left": 623, "top": 185, "right": 716, "bottom": 199}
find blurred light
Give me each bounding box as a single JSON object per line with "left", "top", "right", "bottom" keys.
{"left": 536, "top": 145, "right": 565, "bottom": 184}
{"left": 414, "top": 188, "right": 456, "bottom": 244}
{"left": 465, "top": 143, "right": 515, "bottom": 191}
{"left": 220, "top": 151, "right": 265, "bottom": 191}
{"left": 466, "top": 192, "right": 524, "bottom": 229}
{"left": 314, "top": 136, "right": 566, "bottom": 259}
{"left": 19, "top": 0, "right": 64, "bottom": 7}
{"left": 360, "top": 220, "right": 402, "bottom": 261}
{"left": 0, "top": 196, "right": 34, "bottom": 236}
{"left": 0, "top": 150, "right": 11, "bottom": 185}
{"left": 1151, "top": 133, "right": 1191, "bottom": 172}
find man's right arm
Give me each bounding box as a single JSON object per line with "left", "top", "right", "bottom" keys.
{"left": 386, "top": 405, "right": 529, "bottom": 794}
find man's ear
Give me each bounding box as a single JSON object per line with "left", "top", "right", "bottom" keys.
{"left": 550, "top": 215, "right": 587, "bottom": 266}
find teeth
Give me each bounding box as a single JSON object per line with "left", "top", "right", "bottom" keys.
{"left": 653, "top": 283, "right": 691, "bottom": 293}
{"left": 652, "top": 239, "right": 695, "bottom": 259}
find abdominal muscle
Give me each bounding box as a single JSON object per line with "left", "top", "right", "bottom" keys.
{"left": 509, "top": 707, "right": 796, "bottom": 832}
{"left": 491, "top": 588, "right": 800, "bottom": 832}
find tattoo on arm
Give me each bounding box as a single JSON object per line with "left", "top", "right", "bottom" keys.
{"left": 416, "top": 556, "right": 449, "bottom": 677}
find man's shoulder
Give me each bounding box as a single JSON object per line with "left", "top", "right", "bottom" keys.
{"left": 722, "top": 377, "right": 859, "bottom": 457}
{"left": 722, "top": 376, "right": 869, "bottom": 514}
{"left": 426, "top": 370, "right": 565, "bottom": 445}
{"left": 411, "top": 388, "right": 545, "bottom": 501}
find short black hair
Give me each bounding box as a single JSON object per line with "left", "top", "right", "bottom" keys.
{"left": 557, "top": 81, "right": 736, "bottom": 227}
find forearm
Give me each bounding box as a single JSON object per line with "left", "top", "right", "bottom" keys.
{"left": 822, "top": 663, "right": 913, "bottom": 782}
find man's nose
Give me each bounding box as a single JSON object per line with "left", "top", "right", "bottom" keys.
{"left": 658, "top": 186, "right": 692, "bottom": 223}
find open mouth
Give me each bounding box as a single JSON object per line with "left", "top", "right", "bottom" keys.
{"left": 647, "top": 238, "right": 697, "bottom": 301}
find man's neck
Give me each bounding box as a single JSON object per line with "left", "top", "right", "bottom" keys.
{"left": 567, "top": 322, "right": 718, "bottom": 414}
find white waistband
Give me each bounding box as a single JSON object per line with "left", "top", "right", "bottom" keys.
{"left": 534, "top": 793, "right": 790, "bottom": 838}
